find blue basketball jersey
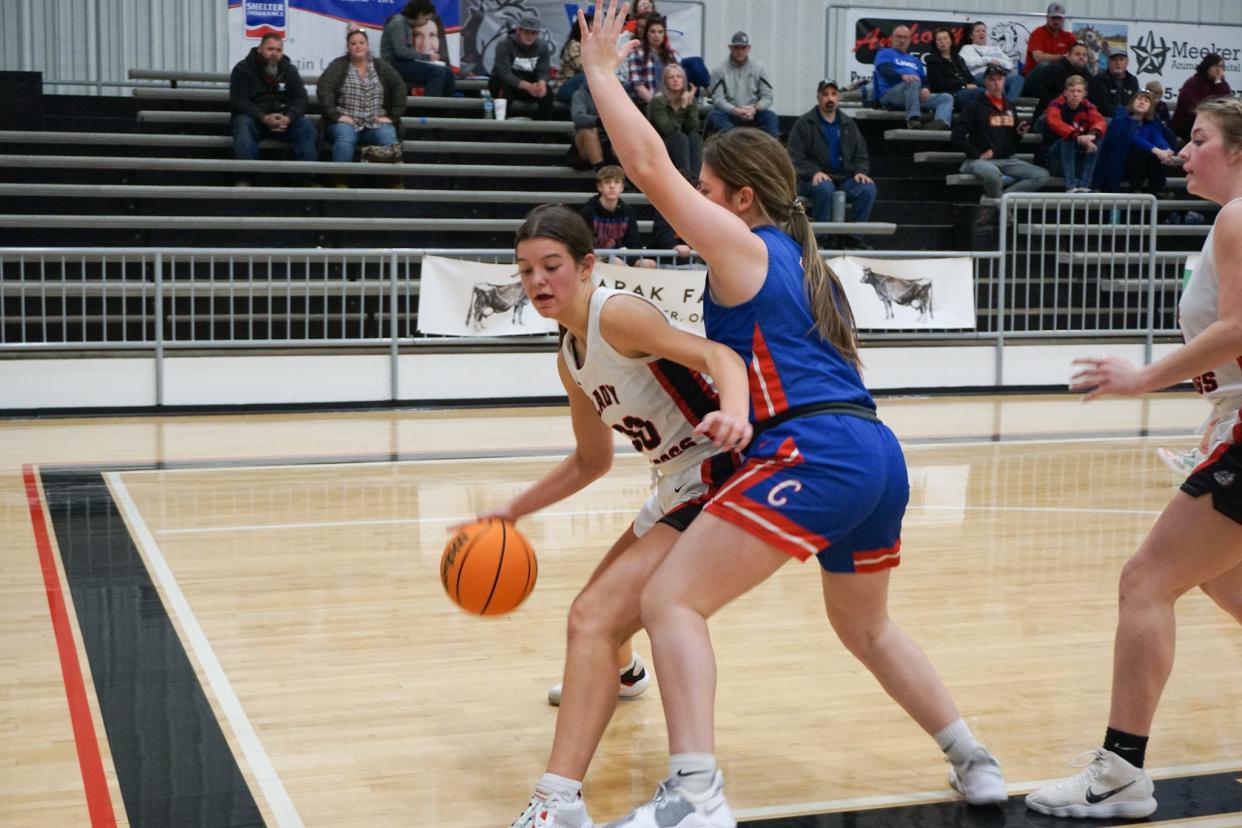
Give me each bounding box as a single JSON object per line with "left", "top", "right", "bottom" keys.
{"left": 703, "top": 225, "right": 873, "bottom": 424}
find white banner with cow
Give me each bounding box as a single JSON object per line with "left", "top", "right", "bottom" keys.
{"left": 828, "top": 256, "right": 976, "bottom": 331}
{"left": 418, "top": 256, "right": 708, "bottom": 337}
{"left": 834, "top": 6, "right": 1242, "bottom": 110}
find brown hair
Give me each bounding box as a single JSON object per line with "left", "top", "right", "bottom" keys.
{"left": 702, "top": 129, "right": 861, "bottom": 369}
{"left": 515, "top": 204, "right": 594, "bottom": 262}
{"left": 1126, "top": 90, "right": 1156, "bottom": 121}
{"left": 1195, "top": 97, "right": 1242, "bottom": 152}
{"left": 259, "top": 32, "right": 283, "bottom": 46}
{"left": 595, "top": 164, "right": 625, "bottom": 183}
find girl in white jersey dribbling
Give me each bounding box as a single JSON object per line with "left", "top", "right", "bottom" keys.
{"left": 1026, "top": 97, "right": 1242, "bottom": 820}
{"left": 490, "top": 204, "right": 751, "bottom": 828}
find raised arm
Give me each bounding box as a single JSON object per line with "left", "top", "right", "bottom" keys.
{"left": 577, "top": 0, "right": 767, "bottom": 299}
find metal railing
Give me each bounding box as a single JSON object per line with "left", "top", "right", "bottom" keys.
{"left": 0, "top": 193, "right": 1199, "bottom": 394}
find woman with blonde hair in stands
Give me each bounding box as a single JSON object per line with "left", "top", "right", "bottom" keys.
{"left": 647, "top": 62, "right": 701, "bottom": 179}
{"left": 1026, "top": 95, "right": 1242, "bottom": 820}
{"left": 576, "top": 3, "right": 1008, "bottom": 825}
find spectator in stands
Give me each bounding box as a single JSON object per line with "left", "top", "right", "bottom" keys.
{"left": 490, "top": 13, "right": 555, "bottom": 120}
{"left": 625, "top": 14, "right": 679, "bottom": 108}
{"left": 1024, "top": 40, "right": 1090, "bottom": 119}
{"left": 317, "top": 27, "right": 406, "bottom": 165}
{"left": 556, "top": 9, "right": 590, "bottom": 104}
{"left": 580, "top": 165, "right": 656, "bottom": 267}
{"left": 1087, "top": 46, "right": 1138, "bottom": 119}
{"left": 786, "top": 79, "right": 877, "bottom": 247}
{"left": 622, "top": 0, "right": 656, "bottom": 36}
{"left": 1172, "top": 53, "right": 1232, "bottom": 141}
{"left": 1046, "top": 75, "right": 1106, "bottom": 191}
{"left": 569, "top": 78, "right": 617, "bottom": 170}
{"left": 648, "top": 63, "right": 701, "bottom": 179}
{"left": 381, "top": 0, "right": 455, "bottom": 98}
{"left": 952, "top": 64, "right": 1051, "bottom": 199}
{"left": 1023, "top": 2, "right": 1076, "bottom": 75}
{"left": 229, "top": 33, "right": 317, "bottom": 165}
{"left": 925, "top": 26, "right": 981, "bottom": 112}
{"left": 1146, "top": 80, "right": 1179, "bottom": 148}
{"left": 706, "top": 31, "right": 778, "bottom": 137}
{"left": 959, "top": 21, "right": 1023, "bottom": 101}
{"left": 1092, "top": 89, "right": 1178, "bottom": 195}
{"left": 873, "top": 25, "right": 953, "bottom": 131}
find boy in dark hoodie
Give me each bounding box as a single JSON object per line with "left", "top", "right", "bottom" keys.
{"left": 229, "top": 33, "right": 316, "bottom": 163}
{"left": 580, "top": 166, "right": 656, "bottom": 267}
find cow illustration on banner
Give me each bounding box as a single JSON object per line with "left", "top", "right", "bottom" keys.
{"left": 828, "top": 256, "right": 975, "bottom": 330}
{"left": 417, "top": 256, "right": 708, "bottom": 337}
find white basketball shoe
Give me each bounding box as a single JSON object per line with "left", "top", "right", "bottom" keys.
{"left": 512, "top": 787, "right": 594, "bottom": 828}
{"left": 1156, "top": 446, "right": 1203, "bottom": 476}
{"left": 1025, "top": 747, "right": 1156, "bottom": 819}
{"left": 948, "top": 746, "right": 1008, "bottom": 805}
{"left": 602, "top": 770, "right": 735, "bottom": 828}
{"left": 548, "top": 654, "right": 651, "bottom": 706}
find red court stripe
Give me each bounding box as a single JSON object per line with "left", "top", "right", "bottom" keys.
{"left": 22, "top": 465, "right": 118, "bottom": 828}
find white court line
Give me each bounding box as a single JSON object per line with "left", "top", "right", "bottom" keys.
{"left": 105, "top": 472, "right": 304, "bottom": 828}
{"left": 123, "top": 431, "right": 1201, "bottom": 478}
{"left": 155, "top": 502, "right": 1162, "bottom": 537}
{"left": 156, "top": 507, "right": 636, "bottom": 536}
{"left": 731, "top": 758, "right": 1242, "bottom": 820}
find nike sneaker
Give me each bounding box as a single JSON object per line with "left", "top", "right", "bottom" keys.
{"left": 512, "top": 787, "right": 594, "bottom": 828}
{"left": 602, "top": 770, "right": 734, "bottom": 828}
{"left": 548, "top": 654, "right": 651, "bottom": 706}
{"left": 1025, "top": 747, "right": 1156, "bottom": 819}
{"left": 948, "top": 746, "right": 1008, "bottom": 805}
{"left": 1156, "top": 446, "right": 1203, "bottom": 477}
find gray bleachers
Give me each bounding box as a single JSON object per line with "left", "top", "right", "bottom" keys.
{"left": 0, "top": 130, "right": 570, "bottom": 156}
{"left": 132, "top": 86, "right": 485, "bottom": 111}
{"left": 136, "top": 110, "right": 575, "bottom": 133}
{"left": 0, "top": 153, "right": 590, "bottom": 179}
{"left": 0, "top": 182, "right": 633, "bottom": 204}
{"left": 127, "top": 67, "right": 490, "bottom": 92}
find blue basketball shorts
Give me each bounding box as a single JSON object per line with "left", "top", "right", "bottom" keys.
{"left": 704, "top": 413, "right": 908, "bottom": 573}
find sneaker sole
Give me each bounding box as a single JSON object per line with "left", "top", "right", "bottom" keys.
{"left": 1025, "top": 797, "right": 1157, "bottom": 819}
{"left": 949, "top": 772, "right": 1008, "bottom": 806}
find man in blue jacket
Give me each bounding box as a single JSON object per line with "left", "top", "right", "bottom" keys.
{"left": 873, "top": 25, "right": 953, "bottom": 130}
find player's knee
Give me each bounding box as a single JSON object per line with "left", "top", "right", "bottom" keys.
{"left": 566, "top": 587, "right": 620, "bottom": 641}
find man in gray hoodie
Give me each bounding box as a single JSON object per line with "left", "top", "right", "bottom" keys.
{"left": 706, "top": 31, "right": 778, "bottom": 136}
{"left": 489, "top": 13, "right": 555, "bottom": 120}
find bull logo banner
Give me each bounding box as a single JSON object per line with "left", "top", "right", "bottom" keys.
{"left": 827, "top": 256, "right": 976, "bottom": 331}
{"left": 418, "top": 256, "right": 708, "bottom": 338}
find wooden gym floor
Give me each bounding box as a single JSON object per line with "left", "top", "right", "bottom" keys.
{"left": 2, "top": 393, "right": 1240, "bottom": 827}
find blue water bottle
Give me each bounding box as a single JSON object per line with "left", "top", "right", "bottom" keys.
{"left": 482, "top": 91, "right": 495, "bottom": 119}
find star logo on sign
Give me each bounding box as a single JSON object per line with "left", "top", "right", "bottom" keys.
{"left": 1131, "top": 30, "right": 1170, "bottom": 75}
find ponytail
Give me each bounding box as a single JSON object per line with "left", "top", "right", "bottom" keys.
{"left": 786, "top": 201, "right": 861, "bottom": 370}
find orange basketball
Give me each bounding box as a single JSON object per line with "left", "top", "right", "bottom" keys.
{"left": 440, "top": 519, "right": 537, "bottom": 616}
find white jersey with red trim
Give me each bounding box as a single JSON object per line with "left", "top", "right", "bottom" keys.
{"left": 561, "top": 287, "right": 720, "bottom": 475}
{"left": 1180, "top": 220, "right": 1242, "bottom": 446}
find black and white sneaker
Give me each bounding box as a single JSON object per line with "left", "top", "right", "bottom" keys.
{"left": 548, "top": 654, "right": 651, "bottom": 706}
{"left": 1025, "top": 747, "right": 1156, "bottom": 819}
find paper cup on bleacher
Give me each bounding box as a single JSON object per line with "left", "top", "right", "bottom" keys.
{"left": 493, "top": 98, "right": 507, "bottom": 120}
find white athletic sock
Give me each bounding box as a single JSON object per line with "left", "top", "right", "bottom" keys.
{"left": 537, "top": 772, "right": 581, "bottom": 801}
{"left": 934, "top": 718, "right": 982, "bottom": 765}
{"left": 669, "top": 752, "right": 716, "bottom": 796}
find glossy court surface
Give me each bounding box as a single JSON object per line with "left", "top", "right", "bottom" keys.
{"left": 2, "top": 393, "right": 1240, "bottom": 827}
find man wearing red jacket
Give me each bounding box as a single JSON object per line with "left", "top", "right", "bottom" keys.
{"left": 1046, "top": 75, "right": 1106, "bottom": 191}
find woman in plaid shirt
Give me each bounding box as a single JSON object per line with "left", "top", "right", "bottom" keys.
{"left": 625, "top": 14, "right": 679, "bottom": 109}
{"left": 317, "top": 27, "right": 407, "bottom": 164}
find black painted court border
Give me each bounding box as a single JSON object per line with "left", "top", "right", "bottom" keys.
{"left": 33, "top": 446, "right": 1241, "bottom": 827}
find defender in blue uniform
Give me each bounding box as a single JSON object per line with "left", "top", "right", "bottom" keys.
{"left": 573, "top": 4, "right": 1009, "bottom": 827}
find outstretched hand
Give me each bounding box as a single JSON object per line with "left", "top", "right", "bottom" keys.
{"left": 1069, "top": 356, "right": 1147, "bottom": 401}
{"left": 447, "top": 509, "right": 516, "bottom": 533}
{"left": 578, "top": 0, "right": 640, "bottom": 77}
{"left": 694, "top": 411, "right": 753, "bottom": 452}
